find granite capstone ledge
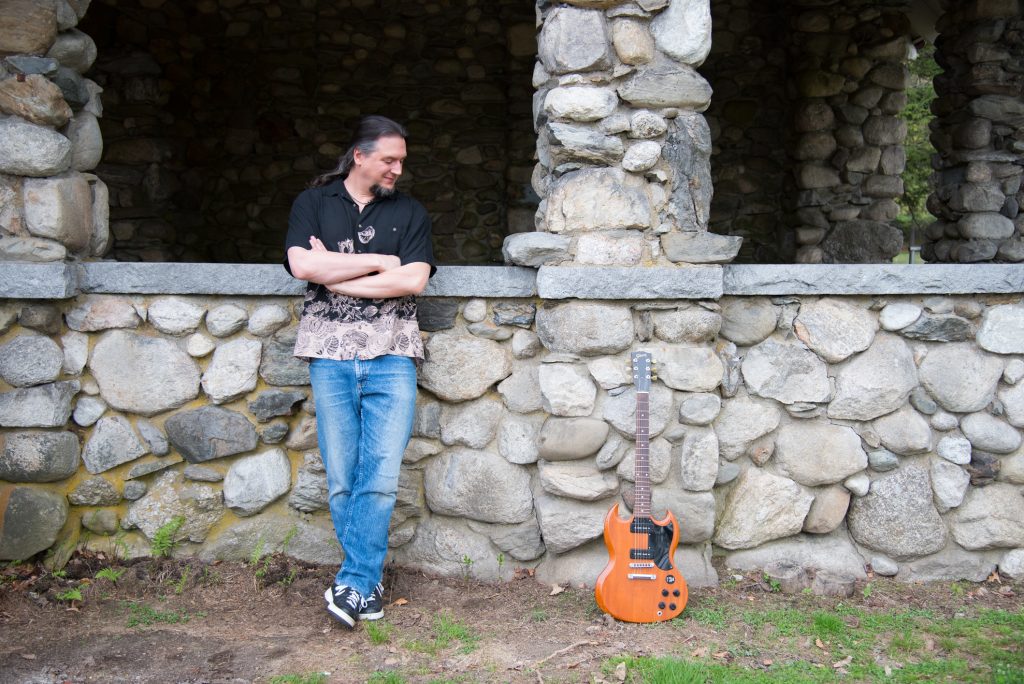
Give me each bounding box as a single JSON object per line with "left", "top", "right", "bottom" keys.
{"left": 537, "top": 265, "right": 723, "bottom": 300}
{"left": 723, "top": 265, "right": 1024, "bottom": 296}
{"left": 0, "top": 263, "right": 78, "bottom": 299}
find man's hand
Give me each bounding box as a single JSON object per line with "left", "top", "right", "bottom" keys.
{"left": 308, "top": 237, "right": 402, "bottom": 272}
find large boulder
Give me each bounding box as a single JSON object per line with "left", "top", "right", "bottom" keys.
{"left": 714, "top": 468, "right": 813, "bottom": 549}
{"left": 536, "top": 301, "right": 634, "bottom": 355}
{"left": 742, "top": 337, "right": 830, "bottom": 404}
{"left": 828, "top": 333, "right": 917, "bottom": 420}
{"left": 0, "top": 486, "right": 68, "bottom": 560}
{"left": 420, "top": 334, "right": 512, "bottom": 402}
{"left": 848, "top": 465, "right": 947, "bottom": 560}
{"left": 424, "top": 448, "right": 533, "bottom": 524}
{"left": 774, "top": 422, "right": 868, "bottom": 486}
{"left": 793, "top": 298, "right": 877, "bottom": 363}
{"left": 223, "top": 448, "right": 291, "bottom": 517}
{"left": 0, "top": 430, "right": 79, "bottom": 482}
{"left": 918, "top": 343, "right": 1003, "bottom": 413}
{"left": 165, "top": 406, "right": 258, "bottom": 464}
{"left": 89, "top": 331, "right": 200, "bottom": 416}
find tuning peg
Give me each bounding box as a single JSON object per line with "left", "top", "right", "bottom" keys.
{"left": 651, "top": 373, "right": 658, "bottom": 381}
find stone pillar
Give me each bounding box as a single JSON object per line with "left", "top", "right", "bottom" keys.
{"left": 787, "top": 1, "right": 911, "bottom": 264}
{"left": 0, "top": 0, "right": 109, "bottom": 263}
{"left": 503, "top": 0, "right": 742, "bottom": 269}
{"left": 922, "top": 0, "right": 1024, "bottom": 263}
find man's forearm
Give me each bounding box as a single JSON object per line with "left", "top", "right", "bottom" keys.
{"left": 326, "top": 262, "right": 431, "bottom": 298}
{"left": 287, "top": 246, "right": 395, "bottom": 285}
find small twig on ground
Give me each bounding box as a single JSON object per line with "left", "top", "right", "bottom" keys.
{"left": 535, "top": 640, "right": 598, "bottom": 667}
{"left": 535, "top": 670, "right": 544, "bottom": 684}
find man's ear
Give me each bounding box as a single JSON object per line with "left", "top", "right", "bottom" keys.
{"left": 352, "top": 148, "right": 364, "bottom": 166}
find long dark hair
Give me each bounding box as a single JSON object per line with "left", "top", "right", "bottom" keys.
{"left": 309, "top": 115, "right": 408, "bottom": 188}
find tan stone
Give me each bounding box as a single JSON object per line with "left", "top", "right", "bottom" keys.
{"left": 611, "top": 19, "right": 653, "bottom": 65}
{"left": 0, "top": 0, "right": 58, "bottom": 55}
{"left": 23, "top": 171, "right": 93, "bottom": 252}
{"left": 0, "top": 74, "right": 72, "bottom": 127}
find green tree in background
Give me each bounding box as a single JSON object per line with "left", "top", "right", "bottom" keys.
{"left": 897, "top": 44, "right": 941, "bottom": 256}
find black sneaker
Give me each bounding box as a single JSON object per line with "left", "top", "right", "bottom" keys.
{"left": 324, "top": 584, "right": 364, "bottom": 629}
{"left": 359, "top": 582, "right": 385, "bottom": 621}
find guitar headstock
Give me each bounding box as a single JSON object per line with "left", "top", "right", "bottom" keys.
{"left": 630, "top": 351, "right": 655, "bottom": 391}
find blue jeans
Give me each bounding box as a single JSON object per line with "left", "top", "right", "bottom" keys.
{"left": 309, "top": 355, "right": 417, "bottom": 597}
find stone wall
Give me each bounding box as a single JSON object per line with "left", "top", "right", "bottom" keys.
{"left": 2, "top": 264, "right": 1023, "bottom": 585}
{"left": 921, "top": 0, "right": 1024, "bottom": 263}
{"left": 72, "top": 0, "right": 536, "bottom": 264}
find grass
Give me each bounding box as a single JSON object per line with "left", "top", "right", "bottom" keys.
{"left": 365, "top": 620, "right": 393, "bottom": 645}
{"left": 123, "top": 601, "right": 202, "bottom": 628}
{"left": 404, "top": 611, "right": 479, "bottom": 656}
{"left": 602, "top": 602, "right": 1024, "bottom": 683}
{"left": 268, "top": 674, "right": 327, "bottom": 684}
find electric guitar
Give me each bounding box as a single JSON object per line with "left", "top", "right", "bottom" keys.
{"left": 594, "top": 351, "right": 688, "bottom": 622}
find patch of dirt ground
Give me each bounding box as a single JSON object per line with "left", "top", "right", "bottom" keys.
{"left": 0, "top": 551, "right": 1021, "bottom": 683}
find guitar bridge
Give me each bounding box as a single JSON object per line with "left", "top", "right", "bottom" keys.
{"left": 627, "top": 573, "right": 657, "bottom": 580}
{"left": 629, "top": 562, "right": 654, "bottom": 569}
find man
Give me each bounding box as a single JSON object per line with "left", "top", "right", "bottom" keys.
{"left": 284, "top": 115, "right": 435, "bottom": 628}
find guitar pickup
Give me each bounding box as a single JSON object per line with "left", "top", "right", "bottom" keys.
{"left": 629, "top": 562, "right": 654, "bottom": 569}
{"left": 627, "top": 573, "right": 657, "bottom": 580}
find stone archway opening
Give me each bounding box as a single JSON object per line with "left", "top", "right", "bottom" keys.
{"left": 80, "top": 0, "right": 538, "bottom": 265}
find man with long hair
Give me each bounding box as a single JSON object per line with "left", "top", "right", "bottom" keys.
{"left": 284, "top": 115, "right": 435, "bottom": 628}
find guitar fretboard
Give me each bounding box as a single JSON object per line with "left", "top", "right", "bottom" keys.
{"left": 635, "top": 390, "right": 650, "bottom": 517}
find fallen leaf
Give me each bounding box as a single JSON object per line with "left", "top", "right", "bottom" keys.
{"left": 762, "top": 659, "right": 773, "bottom": 666}
{"left": 392, "top": 598, "right": 409, "bottom": 606}
{"left": 815, "top": 638, "right": 826, "bottom": 650}
{"left": 614, "top": 661, "right": 627, "bottom": 681}
{"left": 20, "top": 654, "right": 36, "bottom": 660}
{"left": 987, "top": 571, "right": 1002, "bottom": 583}
{"left": 833, "top": 655, "right": 852, "bottom": 668}
{"left": 691, "top": 646, "right": 709, "bottom": 658}
{"left": 712, "top": 651, "right": 729, "bottom": 660}
{"left": 550, "top": 584, "right": 565, "bottom": 596}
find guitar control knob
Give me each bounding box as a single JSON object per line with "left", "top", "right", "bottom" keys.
{"left": 661, "top": 589, "right": 669, "bottom": 597}
{"left": 666, "top": 575, "right": 675, "bottom": 584}
{"left": 669, "top": 603, "right": 677, "bottom": 611}
{"left": 658, "top": 602, "right": 666, "bottom": 609}
{"left": 673, "top": 590, "right": 680, "bottom": 597}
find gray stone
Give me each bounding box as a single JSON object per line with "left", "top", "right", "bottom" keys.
{"left": 289, "top": 452, "right": 327, "bottom": 512}
{"left": 0, "top": 236, "right": 67, "bottom": 262}
{"left": 147, "top": 297, "right": 205, "bottom": 336}
{"left": 793, "top": 299, "right": 877, "bottom": 363}
{"left": 575, "top": 231, "right": 644, "bottom": 266}
{"left": 417, "top": 299, "right": 459, "bottom": 332}
{"left": 122, "top": 470, "right": 224, "bottom": 544}
{"left": 496, "top": 362, "right": 543, "bottom": 414}
{"left": 135, "top": 419, "right": 168, "bottom": 456}
{"left": 492, "top": 303, "right": 536, "bottom": 328}
{"left": 651, "top": 0, "right": 711, "bottom": 66}
{"left": 828, "top": 333, "right": 918, "bottom": 421}
{"left": 440, "top": 395, "right": 503, "bottom": 448}
{"left": 536, "top": 301, "right": 634, "bottom": 356}
{"left": 932, "top": 411, "right": 959, "bottom": 431}
{"left": 260, "top": 421, "right": 289, "bottom": 444}
{"left": 803, "top": 487, "right": 851, "bottom": 534}
{"left": 548, "top": 122, "right": 624, "bottom": 165}
{"left": 0, "top": 430, "right": 79, "bottom": 483}
{"left": 501, "top": 232, "right": 570, "bottom": 267}
{"left": 820, "top": 221, "right": 903, "bottom": 264}
{"left": 540, "top": 460, "right": 619, "bottom": 501}
{"left": 90, "top": 331, "right": 200, "bottom": 416}
{"left": 719, "top": 298, "right": 778, "bottom": 345}
{"left": 900, "top": 313, "right": 974, "bottom": 342}
{"left": 223, "top": 448, "right": 291, "bottom": 517}
{"left": 714, "top": 395, "right": 780, "bottom": 460}
{"left": 126, "top": 456, "right": 182, "bottom": 480}
{"left": 536, "top": 265, "right": 723, "bottom": 299}
{"left": 511, "top": 330, "right": 543, "bottom": 360}
{"left": 595, "top": 431, "right": 628, "bottom": 470}
{"left": 538, "top": 363, "right": 596, "bottom": 417}
{"left": 123, "top": 480, "right": 146, "bottom": 500}
{"left": 742, "top": 337, "right": 830, "bottom": 405}
{"left": 258, "top": 328, "right": 309, "bottom": 387}
{"left": 622, "top": 141, "right": 661, "bottom": 173}
{"left": 716, "top": 460, "right": 740, "bottom": 485}
{"left": 201, "top": 337, "right": 262, "bottom": 404}
{"left": 66, "top": 296, "right": 141, "bottom": 332}
{"left": 715, "top": 468, "right": 813, "bottom": 550}
{"left": 538, "top": 7, "right": 610, "bottom": 74}
{"left": 960, "top": 412, "right": 1021, "bottom": 454}
{"left": 775, "top": 422, "right": 867, "bottom": 486}
{"left": 677, "top": 426, "right": 718, "bottom": 491}
{"left": 910, "top": 387, "right": 938, "bottom": 415}
{"left": 165, "top": 406, "right": 258, "bottom": 464}
{"left": 467, "top": 516, "right": 546, "bottom": 562}
{"left": 46, "top": 28, "right": 96, "bottom": 72}
{"left": 937, "top": 435, "right": 972, "bottom": 465}
{"left": 391, "top": 517, "right": 507, "bottom": 581}
{"left": 586, "top": 357, "right": 631, "bottom": 390}
{"left": 248, "top": 389, "right": 306, "bottom": 423}
{"left": 420, "top": 333, "right": 512, "bottom": 402}
{"left": 403, "top": 438, "right": 441, "bottom": 464}
{"left": 1001, "top": 550, "right": 1024, "bottom": 580}
{"left": 848, "top": 465, "right": 946, "bottom": 560}
{"left": 206, "top": 304, "right": 248, "bottom": 337}
{"left": 534, "top": 491, "right": 610, "bottom": 553}
{"left": 66, "top": 111, "right": 102, "bottom": 171}
{"left": 186, "top": 333, "right": 216, "bottom": 357}
{"left": 1002, "top": 381, "right": 1024, "bottom": 429}
{"left": 82, "top": 415, "right": 147, "bottom": 474}
{"left": 198, "top": 517, "right": 341, "bottom": 567}
{"left": 978, "top": 304, "right": 1024, "bottom": 355}
{"left": 544, "top": 167, "right": 650, "bottom": 234}
{"left": 0, "top": 381, "right": 78, "bottom": 428}
{"left": 498, "top": 415, "right": 542, "bottom": 465}
{"left": 726, "top": 533, "right": 866, "bottom": 580}
{"left": 61, "top": 330, "right": 88, "bottom": 376}
{"left": 0, "top": 487, "right": 68, "bottom": 560}
{"left": 678, "top": 392, "right": 720, "bottom": 426}
{"left": 425, "top": 448, "right": 533, "bottom": 524}
{"left": 844, "top": 472, "right": 871, "bottom": 496}
{"left": 959, "top": 212, "right": 1015, "bottom": 240}
{"left": 247, "top": 304, "right": 290, "bottom": 337}
{"left": 0, "top": 118, "right": 71, "bottom": 177}
{"left": 81, "top": 509, "right": 119, "bottom": 536}
{"left": 897, "top": 545, "right": 996, "bottom": 583}
{"left": 603, "top": 383, "right": 673, "bottom": 438}
{"left": 544, "top": 86, "right": 618, "bottom": 122}
{"left": 651, "top": 344, "right": 722, "bottom": 392}
{"left": 951, "top": 484, "right": 1024, "bottom": 551}
{"left": 919, "top": 343, "right": 1004, "bottom": 413}
{"left": 868, "top": 448, "right": 899, "bottom": 471}
{"left": 618, "top": 57, "right": 712, "bottom": 110}
{"left": 651, "top": 306, "right": 721, "bottom": 344}
{"left": 873, "top": 405, "right": 932, "bottom": 455}
{"left": 870, "top": 555, "right": 899, "bottom": 576}
{"left": 0, "top": 333, "right": 63, "bottom": 387}
{"left": 183, "top": 464, "right": 223, "bottom": 483}
{"left": 629, "top": 110, "right": 667, "bottom": 139}
{"left": 661, "top": 231, "right": 743, "bottom": 265}
{"left": 723, "top": 264, "right": 1024, "bottom": 296}
{"left": 931, "top": 460, "right": 970, "bottom": 513}
{"left": 538, "top": 417, "right": 609, "bottom": 461}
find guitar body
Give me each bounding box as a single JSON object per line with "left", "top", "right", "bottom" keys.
{"left": 595, "top": 503, "right": 688, "bottom": 623}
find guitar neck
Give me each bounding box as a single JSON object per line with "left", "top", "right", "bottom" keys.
{"left": 635, "top": 390, "right": 651, "bottom": 518}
